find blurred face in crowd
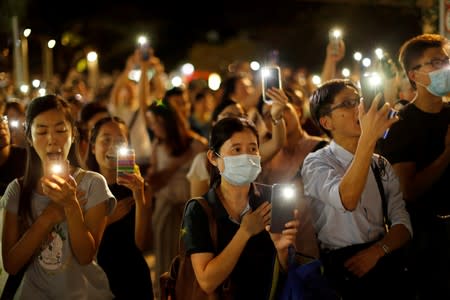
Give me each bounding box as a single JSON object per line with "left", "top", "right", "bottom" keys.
{"left": 92, "top": 120, "right": 128, "bottom": 173}
{"left": 216, "top": 103, "right": 246, "bottom": 122}
{"left": 167, "top": 91, "right": 191, "bottom": 120}
{"left": 232, "top": 77, "right": 255, "bottom": 105}
{"left": 0, "top": 116, "right": 10, "bottom": 150}
{"left": 146, "top": 111, "right": 166, "bottom": 140}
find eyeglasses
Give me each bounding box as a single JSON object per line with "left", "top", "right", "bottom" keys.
{"left": 327, "top": 98, "right": 361, "bottom": 113}
{"left": 411, "top": 57, "right": 450, "bottom": 70}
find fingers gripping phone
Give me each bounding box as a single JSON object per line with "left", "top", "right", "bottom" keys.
{"left": 46, "top": 160, "right": 69, "bottom": 178}
{"left": 270, "top": 183, "right": 297, "bottom": 233}
{"left": 360, "top": 72, "right": 385, "bottom": 111}
{"left": 261, "top": 66, "right": 282, "bottom": 105}
{"left": 117, "top": 147, "right": 135, "bottom": 181}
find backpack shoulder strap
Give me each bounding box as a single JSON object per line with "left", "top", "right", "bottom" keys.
{"left": 180, "top": 197, "right": 217, "bottom": 252}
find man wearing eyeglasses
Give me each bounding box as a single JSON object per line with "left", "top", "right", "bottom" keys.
{"left": 301, "top": 79, "right": 413, "bottom": 299}
{"left": 378, "top": 33, "right": 450, "bottom": 299}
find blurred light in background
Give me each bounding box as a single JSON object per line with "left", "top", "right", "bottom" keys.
{"left": 353, "top": 52, "right": 362, "bottom": 62}
{"left": 342, "top": 68, "right": 350, "bottom": 78}
{"left": 362, "top": 57, "right": 371, "bottom": 68}
{"left": 375, "top": 48, "right": 384, "bottom": 60}
{"left": 32, "top": 79, "right": 40, "bottom": 88}
{"left": 208, "top": 73, "right": 221, "bottom": 91}
{"left": 250, "top": 61, "right": 260, "bottom": 71}
{"left": 312, "top": 75, "right": 321, "bottom": 86}
{"left": 48, "top": 39, "right": 56, "bottom": 49}
{"left": 181, "top": 63, "right": 194, "bottom": 76}
{"left": 19, "top": 84, "right": 29, "bottom": 94}
{"left": 87, "top": 51, "right": 98, "bottom": 62}
{"left": 171, "top": 75, "right": 183, "bottom": 87}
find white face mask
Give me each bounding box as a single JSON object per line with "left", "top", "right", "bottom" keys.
{"left": 219, "top": 154, "right": 261, "bottom": 186}
{"left": 415, "top": 67, "right": 450, "bottom": 97}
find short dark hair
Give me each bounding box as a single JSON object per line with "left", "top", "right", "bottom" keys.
{"left": 79, "top": 102, "right": 109, "bottom": 123}
{"left": 398, "top": 33, "right": 447, "bottom": 89}
{"left": 309, "top": 79, "right": 358, "bottom": 138}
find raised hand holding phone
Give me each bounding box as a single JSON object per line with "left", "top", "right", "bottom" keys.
{"left": 261, "top": 66, "right": 282, "bottom": 105}
{"left": 117, "top": 146, "right": 136, "bottom": 182}
{"left": 137, "top": 35, "right": 151, "bottom": 61}
{"left": 328, "top": 28, "right": 344, "bottom": 58}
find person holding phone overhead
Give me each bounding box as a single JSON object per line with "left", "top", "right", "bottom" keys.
{"left": 181, "top": 116, "right": 298, "bottom": 299}
{"left": 1, "top": 95, "right": 116, "bottom": 299}
{"left": 302, "top": 79, "right": 413, "bottom": 300}
{"left": 84, "top": 116, "right": 154, "bottom": 300}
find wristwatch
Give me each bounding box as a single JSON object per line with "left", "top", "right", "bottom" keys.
{"left": 378, "top": 242, "right": 391, "bottom": 255}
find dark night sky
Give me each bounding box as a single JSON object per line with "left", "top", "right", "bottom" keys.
{"left": 1, "top": 0, "right": 424, "bottom": 77}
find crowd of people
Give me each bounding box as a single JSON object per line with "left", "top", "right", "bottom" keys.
{"left": 0, "top": 32, "right": 448, "bottom": 300}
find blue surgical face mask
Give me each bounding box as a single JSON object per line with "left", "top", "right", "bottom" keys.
{"left": 416, "top": 67, "right": 450, "bottom": 97}
{"left": 218, "top": 153, "right": 261, "bottom": 186}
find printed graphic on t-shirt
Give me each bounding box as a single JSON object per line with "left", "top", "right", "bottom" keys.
{"left": 38, "top": 225, "right": 66, "bottom": 270}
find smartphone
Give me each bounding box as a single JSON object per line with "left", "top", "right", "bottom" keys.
{"left": 46, "top": 160, "right": 69, "bottom": 178}
{"left": 360, "top": 72, "right": 385, "bottom": 111}
{"left": 117, "top": 147, "right": 135, "bottom": 180}
{"left": 270, "top": 183, "right": 297, "bottom": 233}
{"left": 261, "top": 66, "right": 282, "bottom": 105}
{"left": 329, "top": 28, "right": 342, "bottom": 56}
{"left": 137, "top": 36, "right": 151, "bottom": 61}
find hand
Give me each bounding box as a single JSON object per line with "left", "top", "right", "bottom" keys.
{"left": 358, "top": 94, "right": 399, "bottom": 141}
{"left": 41, "top": 202, "right": 66, "bottom": 225}
{"left": 240, "top": 201, "right": 271, "bottom": 238}
{"left": 326, "top": 39, "right": 345, "bottom": 63}
{"left": 344, "top": 245, "right": 381, "bottom": 278}
{"left": 265, "top": 88, "right": 288, "bottom": 121}
{"left": 117, "top": 167, "right": 145, "bottom": 196}
{"left": 41, "top": 173, "right": 78, "bottom": 208}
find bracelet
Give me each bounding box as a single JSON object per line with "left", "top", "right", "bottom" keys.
{"left": 271, "top": 116, "right": 283, "bottom": 125}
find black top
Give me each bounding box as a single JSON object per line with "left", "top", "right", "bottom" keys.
{"left": 97, "top": 184, "right": 153, "bottom": 300}
{"left": 182, "top": 185, "right": 278, "bottom": 300}
{"left": 0, "top": 146, "right": 26, "bottom": 195}
{"left": 378, "top": 103, "right": 450, "bottom": 216}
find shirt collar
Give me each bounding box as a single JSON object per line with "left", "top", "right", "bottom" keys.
{"left": 330, "top": 140, "right": 355, "bottom": 166}
{"left": 206, "top": 182, "right": 262, "bottom": 224}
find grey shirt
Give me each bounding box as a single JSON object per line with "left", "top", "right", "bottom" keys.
{"left": 3, "top": 169, "right": 116, "bottom": 300}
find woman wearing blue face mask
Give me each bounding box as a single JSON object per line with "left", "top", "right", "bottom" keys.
{"left": 180, "top": 117, "right": 299, "bottom": 300}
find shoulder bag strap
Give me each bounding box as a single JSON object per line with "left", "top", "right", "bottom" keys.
{"left": 179, "top": 197, "right": 217, "bottom": 253}
{"left": 127, "top": 109, "right": 140, "bottom": 142}
{"left": 371, "top": 161, "right": 390, "bottom": 232}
